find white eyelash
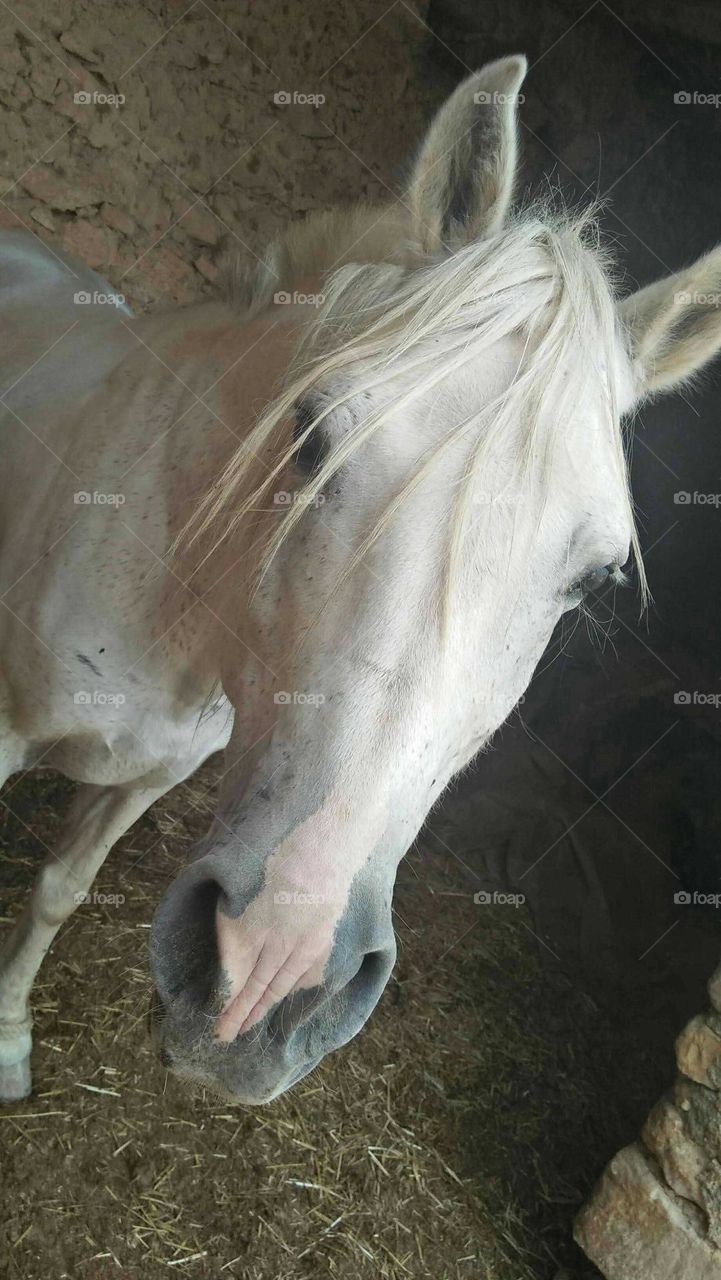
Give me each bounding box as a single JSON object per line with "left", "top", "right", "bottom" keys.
{"left": 609, "top": 564, "right": 630, "bottom": 588}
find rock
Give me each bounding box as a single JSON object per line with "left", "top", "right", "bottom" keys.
{"left": 708, "top": 961, "right": 721, "bottom": 1014}
{"left": 675, "top": 1076, "right": 721, "bottom": 1162}
{"left": 706, "top": 1163, "right": 721, "bottom": 1249}
{"left": 132, "top": 189, "right": 170, "bottom": 235}
{"left": 165, "top": 37, "right": 199, "bottom": 70}
{"left": 174, "top": 201, "right": 221, "bottom": 245}
{"left": 195, "top": 253, "right": 218, "bottom": 282}
{"left": 28, "top": 64, "right": 60, "bottom": 104}
{"left": 29, "top": 204, "right": 55, "bottom": 231}
{"left": 62, "top": 218, "right": 117, "bottom": 268}
{"left": 575, "top": 1144, "right": 721, "bottom": 1280}
{"left": 0, "top": 45, "right": 26, "bottom": 79}
{"left": 59, "top": 28, "right": 100, "bottom": 63}
{"left": 642, "top": 1095, "right": 707, "bottom": 1202}
{"left": 213, "top": 191, "right": 256, "bottom": 225}
{"left": 137, "top": 246, "right": 195, "bottom": 304}
{"left": 677, "top": 1015, "right": 721, "bottom": 1088}
{"left": 18, "top": 164, "right": 105, "bottom": 211}
{"left": 100, "top": 203, "right": 135, "bottom": 236}
{"left": 84, "top": 116, "right": 118, "bottom": 151}
{"left": 12, "top": 79, "right": 32, "bottom": 104}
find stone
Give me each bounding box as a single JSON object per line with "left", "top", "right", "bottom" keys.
{"left": 29, "top": 204, "right": 55, "bottom": 231}
{"left": 213, "top": 192, "right": 255, "bottom": 225}
{"left": 675, "top": 1076, "right": 721, "bottom": 1162}
{"left": 85, "top": 117, "right": 118, "bottom": 151}
{"left": 677, "top": 1015, "right": 721, "bottom": 1088}
{"left": 165, "top": 37, "right": 199, "bottom": 70}
{"left": 11, "top": 79, "right": 32, "bottom": 104}
{"left": 62, "top": 218, "right": 117, "bottom": 269}
{"left": 642, "top": 1095, "right": 707, "bottom": 1202}
{"left": 28, "top": 64, "right": 60, "bottom": 104}
{"left": 174, "top": 201, "right": 221, "bottom": 245}
{"left": 575, "top": 1144, "right": 721, "bottom": 1280}
{"left": 59, "top": 28, "right": 100, "bottom": 63}
{"left": 0, "top": 45, "right": 26, "bottom": 79}
{"left": 706, "top": 1163, "right": 721, "bottom": 1249}
{"left": 132, "top": 189, "right": 169, "bottom": 234}
{"left": 1, "top": 111, "right": 27, "bottom": 147}
{"left": 18, "top": 164, "right": 105, "bottom": 211}
{"left": 137, "top": 246, "right": 195, "bottom": 304}
{"left": 194, "top": 253, "right": 218, "bottom": 282}
{"left": 100, "top": 203, "right": 135, "bottom": 236}
{"left": 708, "top": 961, "right": 721, "bottom": 1014}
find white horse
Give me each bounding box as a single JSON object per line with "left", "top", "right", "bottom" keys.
{"left": 1, "top": 54, "right": 720, "bottom": 1104}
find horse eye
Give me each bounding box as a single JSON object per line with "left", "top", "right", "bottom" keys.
{"left": 293, "top": 401, "right": 327, "bottom": 475}
{"left": 570, "top": 563, "right": 617, "bottom": 598}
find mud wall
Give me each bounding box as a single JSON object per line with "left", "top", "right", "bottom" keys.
{"left": 0, "top": 0, "right": 434, "bottom": 309}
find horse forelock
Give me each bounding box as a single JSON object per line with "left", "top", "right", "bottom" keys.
{"left": 182, "top": 201, "right": 646, "bottom": 611}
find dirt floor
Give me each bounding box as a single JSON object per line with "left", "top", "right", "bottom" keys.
{"left": 2, "top": 1, "right": 721, "bottom": 1279}
{"left": 2, "top": 759, "right": 713, "bottom": 1280}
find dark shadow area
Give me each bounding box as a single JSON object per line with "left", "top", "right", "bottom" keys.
{"left": 421, "top": 0, "right": 721, "bottom": 1270}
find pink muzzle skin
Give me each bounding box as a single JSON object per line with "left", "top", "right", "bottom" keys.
{"left": 213, "top": 803, "right": 376, "bottom": 1041}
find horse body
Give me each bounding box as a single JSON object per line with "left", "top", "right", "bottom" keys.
{"left": 0, "top": 242, "right": 228, "bottom": 788}
{"left": 2, "top": 54, "right": 721, "bottom": 1105}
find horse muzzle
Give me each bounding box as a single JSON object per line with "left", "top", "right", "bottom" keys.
{"left": 147, "top": 851, "right": 397, "bottom": 1104}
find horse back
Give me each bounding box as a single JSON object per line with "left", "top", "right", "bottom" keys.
{"left": 0, "top": 229, "right": 132, "bottom": 319}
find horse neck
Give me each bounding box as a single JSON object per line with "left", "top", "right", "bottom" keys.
{"left": 142, "top": 299, "right": 302, "bottom": 678}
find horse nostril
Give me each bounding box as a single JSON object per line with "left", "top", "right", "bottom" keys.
{"left": 159, "top": 1046, "right": 174, "bottom": 1069}
{"left": 151, "top": 875, "right": 223, "bottom": 1013}
{"left": 351, "top": 949, "right": 392, "bottom": 996}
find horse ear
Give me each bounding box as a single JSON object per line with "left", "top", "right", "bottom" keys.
{"left": 406, "top": 55, "right": 527, "bottom": 254}
{"left": 619, "top": 245, "right": 721, "bottom": 396}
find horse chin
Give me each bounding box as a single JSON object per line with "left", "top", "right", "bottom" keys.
{"left": 158, "top": 1047, "right": 323, "bottom": 1106}
{"left": 148, "top": 991, "right": 325, "bottom": 1105}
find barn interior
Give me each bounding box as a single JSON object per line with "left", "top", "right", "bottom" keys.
{"left": 0, "top": 1, "right": 720, "bottom": 1277}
